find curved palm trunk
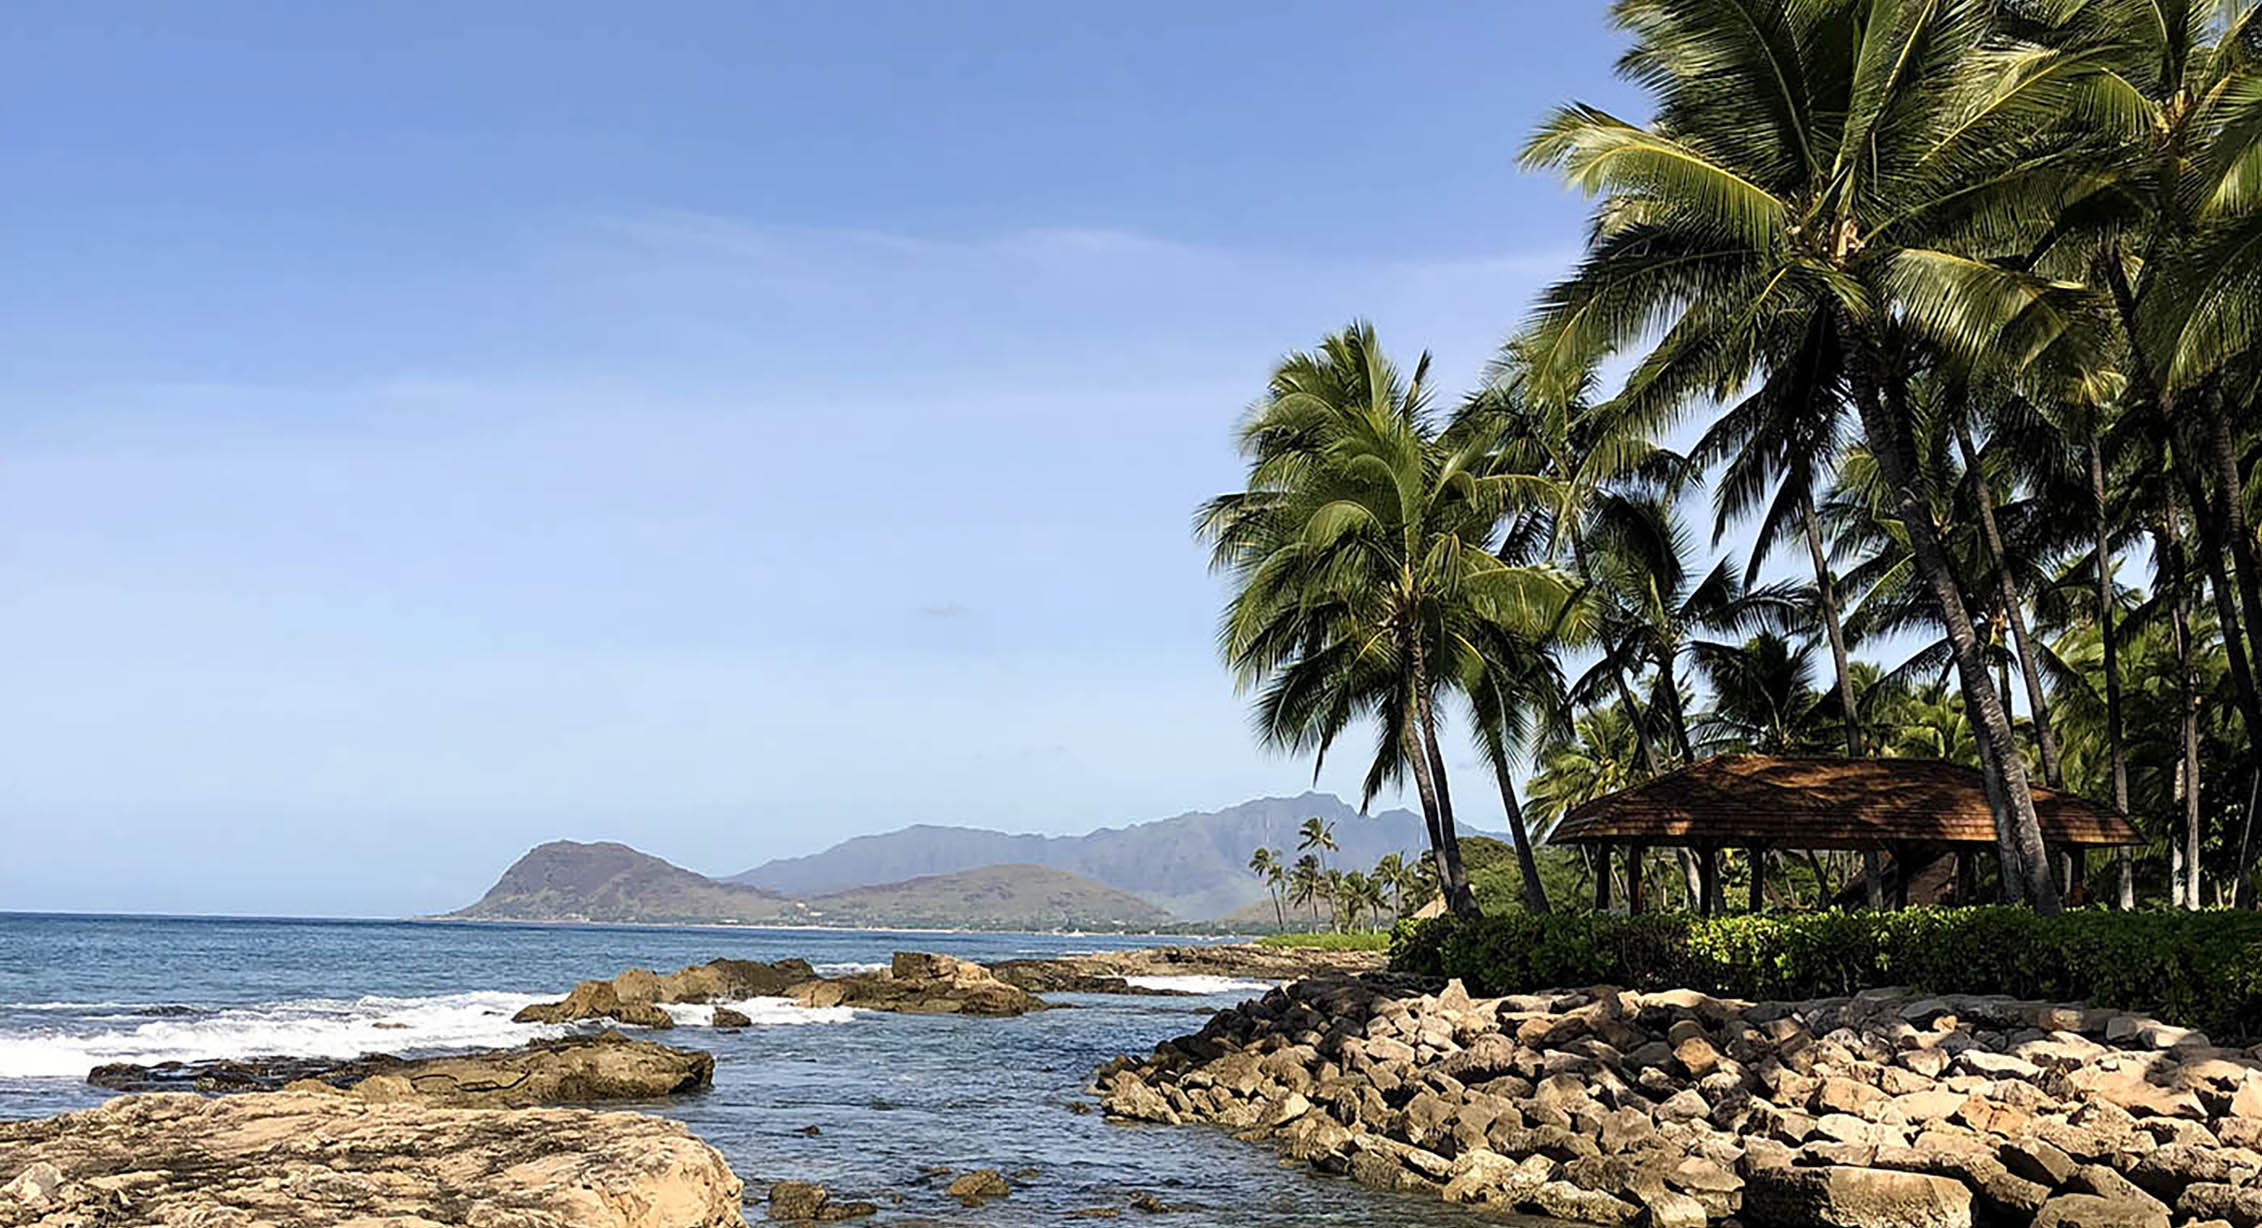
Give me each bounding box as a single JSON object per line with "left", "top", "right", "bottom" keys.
{"left": 1802, "top": 491, "right": 1863, "bottom": 757}
{"left": 1488, "top": 756, "right": 1552, "bottom": 914}
{"left": 1954, "top": 424, "right": 2064, "bottom": 788}
{"left": 2089, "top": 444, "right": 2135, "bottom": 910}
{"left": 1842, "top": 314, "right": 2057, "bottom": 911}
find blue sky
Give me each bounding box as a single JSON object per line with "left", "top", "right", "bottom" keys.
{"left": 1, "top": 4, "right": 1649, "bottom": 917}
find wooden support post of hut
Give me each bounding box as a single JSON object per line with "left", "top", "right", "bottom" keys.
{"left": 1545, "top": 756, "right": 2140, "bottom": 912}
{"left": 1593, "top": 844, "right": 1612, "bottom": 913}
{"left": 1625, "top": 843, "right": 1646, "bottom": 915}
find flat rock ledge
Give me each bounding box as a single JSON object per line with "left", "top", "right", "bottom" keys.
{"left": 0, "top": 1090, "right": 746, "bottom": 1228}
{"left": 1095, "top": 975, "right": 2262, "bottom": 1228}
{"left": 86, "top": 1031, "right": 714, "bottom": 1106}
{"left": 518, "top": 953, "right": 1041, "bottom": 1024}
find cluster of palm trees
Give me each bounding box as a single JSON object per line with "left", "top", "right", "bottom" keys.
{"left": 1204, "top": 0, "right": 2262, "bottom": 918}
{"left": 1247, "top": 819, "right": 1436, "bottom": 931}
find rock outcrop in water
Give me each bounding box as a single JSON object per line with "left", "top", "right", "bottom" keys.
{"left": 0, "top": 1090, "right": 746, "bottom": 1227}
{"left": 990, "top": 944, "right": 1381, "bottom": 994}
{"left": 520, "top": 952, "right": 1044, "bottom": 1020}
{"left": 790, "top": 952, "right": 1040, "bottom": 1016}
{"left": 1097, "top": 975, "right": 2262, "bottom": 1228}
{"left": 515, "top": 958, "right": 819, "bottom": 1027}
{"left": 85, "top": 1031, "right": 715, "bottom": 1107}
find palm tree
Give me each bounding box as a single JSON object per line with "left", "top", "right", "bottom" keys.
{"left": 1200, "top": 324, "right": 1577, "bottom": 918}
{"left": 1693, "top": 312, "right": 1866, "bottom": 757}
{"left": 1248, "top": 847, "right": 1286, "bottom": 930}
{"left": 1287, "top": 854, "right": 1324, "bottom": 927}
{"left": 1371, "top": 852, "right": 1411, "bottom": 918}
{"left": 1519, "top": 0, "right": 2120, "bottom": 910}
{"left": 1296, "top": 817, "right": 1339, "bottom": 872}
{"left": 1692, "top": 632, "right": 1830, "bottom": 755}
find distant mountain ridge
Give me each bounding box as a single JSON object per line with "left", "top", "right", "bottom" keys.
{"left": 728, "top": 792, "right": 1440, "bottom": 920}
{"left": 451, "top": 840, "right": 791, "bottom": 924}
{"left": 449, "top": 842, "right": 1168, "bottom": 930}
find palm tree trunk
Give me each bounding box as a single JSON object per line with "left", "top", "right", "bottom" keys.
{"left": 1489, "top": 757, "right": 1552, "bottom": 914}
{"left": 1841, "top": 314, "right": 2057, "bottom": 911}
{"left": 1404, "top": 631, "right": 1478, "bottom": 917}
{"left": 1955, "top": 423, "right": 2064, "bottom": 788}
{"left": 1421, "top": 715, "right": 1478, "bottom": 917}
{"left": 2205, "top": 393, "right": 2262, "bottom": 734}
{"left": 1657, "top": 653, "right": 1696, "bottom": 762}
{"left": 2089, "top": 443, "right": 2135, "bottom": 910}
{"left": 1802, "top": 491, "right": 1863, "bottom": 756}
{"left": 2157, "top": 488, "right": 2203, "bottom": 911}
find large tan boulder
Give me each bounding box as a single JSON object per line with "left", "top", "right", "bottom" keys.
{"left": 1743, "top": 1165, "right": 1974, "bottom": 1228}
{"left": 513, "top": 979, "right": 676, "bottom": 1028}
{"left": 0, "top": 1090, "right": 745, "bottom": 1227}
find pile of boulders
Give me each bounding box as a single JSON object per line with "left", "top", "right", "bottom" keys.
{"left": 793, "top": 953, "right": 1039, "bottom": 1016}
{"left": 515, "top": 952, "right": 1043, "bottom": 1026}
{"left": 515, "top": 958, "right": 821, "bottom": 1027}
{"left": 1095, "top": 975, "right": 2262, "bottom": 1228}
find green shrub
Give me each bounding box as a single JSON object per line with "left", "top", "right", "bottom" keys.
{"left": 1257, "top": 930, "right": 1393, "bottom": 951}
{"left": 1390, "top": 907, "right": 2262, "bottom": 1038}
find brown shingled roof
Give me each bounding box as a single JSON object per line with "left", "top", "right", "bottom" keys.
{"left": 1547, "top": 755, "right": 2139, "bottom": 850}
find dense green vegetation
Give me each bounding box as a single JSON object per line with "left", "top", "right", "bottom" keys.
{"left": 1394, "top": 908, "right": 2262, "bottom": 1037}
{"left": 1256, "top": 930, "right": 1394, "bottom": 952}
{"left": 1205, "top": 1, "right": 2262, "bottom": 918}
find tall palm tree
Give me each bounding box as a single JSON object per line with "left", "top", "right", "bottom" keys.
{"left": 1692, "top": 632, "right": 1831, "bottom": 755}
{"left": 1200, "top": 324, "right": 1576, "bottom": 918}
{"left": 1692, "top": 312, "right": 1866, "bottom": 757}
{"left": 1248, "top": 847, "right": 1286, "bottom": 930}
{"left": 1296, "top": 817, "right": 1339, "bottom": 872}
{"left": 1287, "top": 854, "right": 1324, "bottom": 927}
{"left": 1519, "top": 0, "right": 2120, "bottom": 909}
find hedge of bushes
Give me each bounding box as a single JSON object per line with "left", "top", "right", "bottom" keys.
{"left": 1390, "top": 907, "right": 2262, "bottom": 1039}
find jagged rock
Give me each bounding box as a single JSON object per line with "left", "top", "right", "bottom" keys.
{"left": 769, "top": 1181, "right": 829, "bottom": 1220}
{"left": 513, "top": 979, "right": 677, "bottom": 1028}
{"left": 946, "top": 1169, "right": 1011, "bottom": 1202}
{"left": 0, "top": 1090, "right": 744, "bottom": 1227}
{"left": 793, "top": 953, "right": 1040, "bottom": 1016}
{"left": 713, "top": 1007, "right": 753, "bottom": 1028}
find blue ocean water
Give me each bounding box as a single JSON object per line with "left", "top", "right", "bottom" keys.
{"left": 0, "top": 914, "right": 1524, "bottom": 1226}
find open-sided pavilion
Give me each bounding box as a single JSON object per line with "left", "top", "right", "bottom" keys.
{"left": 1545, "top": 754, "right": 2141, "bottom": 913}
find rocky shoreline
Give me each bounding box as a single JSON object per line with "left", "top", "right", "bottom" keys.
{"left": 1096, "top": 973, "right": 2262, "bottom": 1228}
{"left": 0, "top": 1091, "right": 746, "bottom": 1228}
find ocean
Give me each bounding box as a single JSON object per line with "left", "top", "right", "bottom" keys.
{"left": 0, "top": 913, "right": 1523, "bottom": 1226}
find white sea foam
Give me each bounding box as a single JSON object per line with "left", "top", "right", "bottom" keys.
{"left": 812, "top": 961, "right": 886, "bottom": 977}
{"left": 0, "top": 991, "right": 558, "bottom": 1080}
{"left": 0, "top": 987, "right": 867, "bottom": 1080}
{"left": 656, "top": 997, "right": 859, "bottom": 1027}
{"left": 1123, "top": 975, "right": 1272, "bottom": 996}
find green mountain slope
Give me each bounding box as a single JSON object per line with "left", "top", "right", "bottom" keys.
{"left": 794, "top": 863, "right": 1173, "bottom": 930}
{"left": 448, "top": 840, "right": 790, "bottom": 924}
